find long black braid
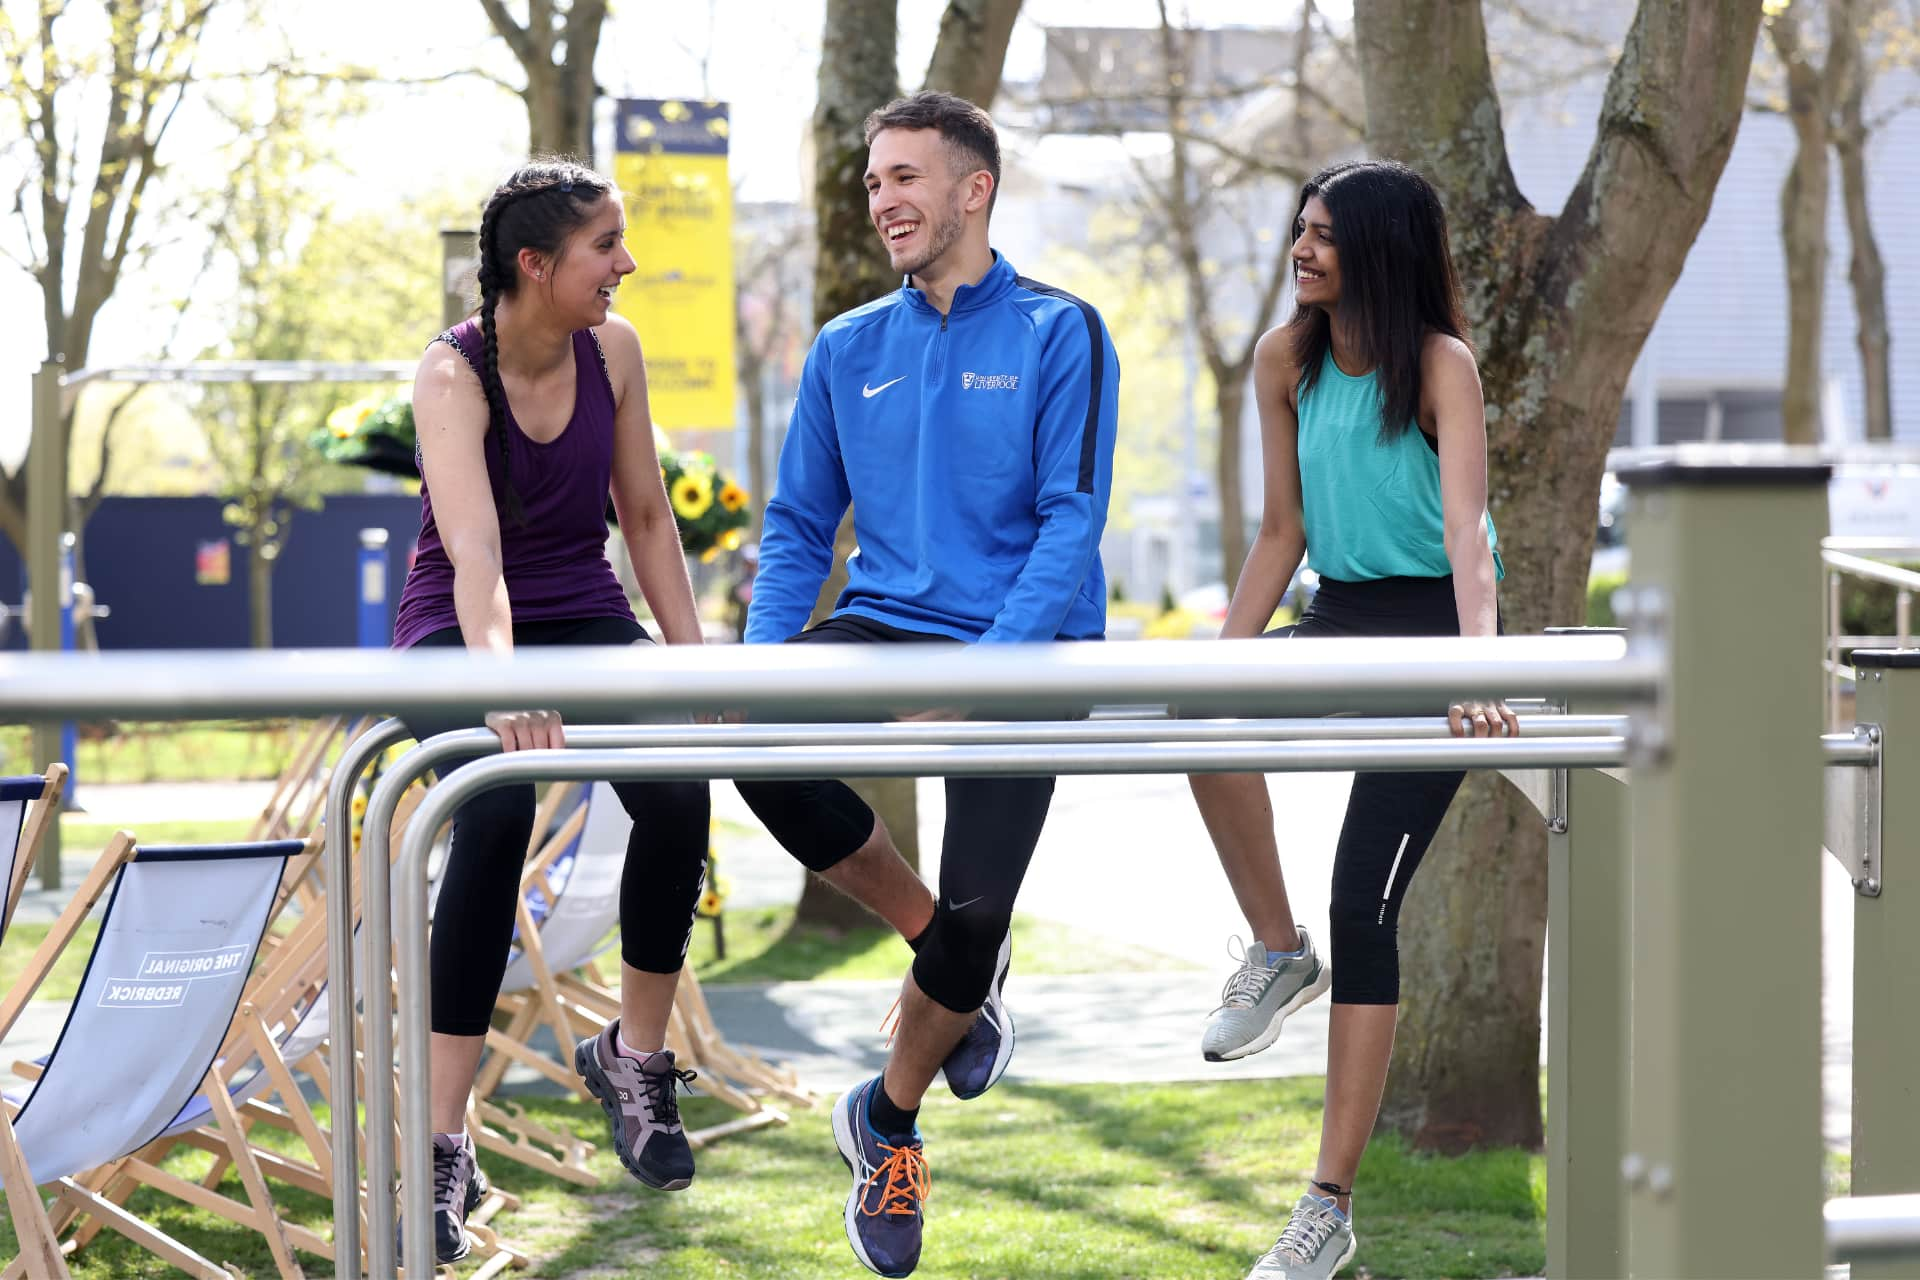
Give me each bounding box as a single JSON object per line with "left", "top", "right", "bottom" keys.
{"left": 470, "top": 156, "right": 616, "bottom": 526}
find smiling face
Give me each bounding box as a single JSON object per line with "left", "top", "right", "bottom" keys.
{"left": 1290, "top": 194, "right": 1341, "bottom": 310}
{"left": 865, "top": 127, "right": 974, "bottom": 279}
{"left": 519, "top": 192, "right": 635, "bottom": 328}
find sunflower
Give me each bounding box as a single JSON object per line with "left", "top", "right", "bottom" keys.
{"left": 698, "top": 889, "right": 724, "bottom": 918}
{"left": 720, "top": 527, "right": 744, "bottom": 552}
{"left": 717, "top": 481, "right": 748, "bottom": 513}
{"left": 670, "top": 470, "right": 714, "bottom": 520}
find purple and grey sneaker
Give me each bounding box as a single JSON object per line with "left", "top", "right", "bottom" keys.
{"left": 832, "top": 1076, "right": 929, "bottom": 1277}
{"left": 940, "top": 931, "right": 1013, "bottom": 1100}
{"left": 574, "top": 1021, "right": 697, "bottom": 1190}
{"left": 396, "top": 1130, "right": 482, "bottom": 1264}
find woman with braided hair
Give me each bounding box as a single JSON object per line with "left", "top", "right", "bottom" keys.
{"left": 391, "top": 157, "right": 711, "bottom": 1264}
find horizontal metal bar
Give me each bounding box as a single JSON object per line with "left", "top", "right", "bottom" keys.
{"left": 1827, "top": 1194, "right": 1920, "bottom": 1261}
{"left": 384, "top": 729, "right": 1630, "bottom": 1273}
{"left": 1824, "top": 729, "right": 1881, "bottom": 767}
{"left": 62, "top": 359, "right": 416, "bottom": 388}
{"left": 0, "top": 635, "right": 1658, "bottom": 722}
{"left": 1823, "top": 549, "right": 1920, "bottom": 593}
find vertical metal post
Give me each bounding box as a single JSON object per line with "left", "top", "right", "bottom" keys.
{"left": 1620, "top": 460, "right": 1828, "bottom": 1278}
{"left": 57, "top": 532, "right": 76, "bottom": 804}
{"left": 1829, "top": 570, "right": 1843, "bottom": 730}
{"left": 27, "top": 362, "right": 64, "bottom": 888}
{"left": 1896, "top": 590, "right": 1911, "bottom": 649}
{"left": 440, "top": 229, "right": 479, "bottom": 330}
{"left": 1850, "top": 650, "right": 1919, "bottom": 1280}
{"left": 357, "top": 529, "right": 390, "bottom": 649}
{"left": 1546, "top": 649, "right": 1632, "bottom": 1275}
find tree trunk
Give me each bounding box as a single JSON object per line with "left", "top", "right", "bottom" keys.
{"left": 1356, "top": 0, "right": 1763, "bottom": 1150}
{"left": 1214, "top": 374, "right": 1248, "bottom": 591}
{"left": 1770, "top": 12, "right": 1831, "bottom": 445}
{"left": 249, "top": 536, "right": 275, "bottom": 650}
{"left": 1831, "top": 1, "right": 1893, "bottom": 441}
{"left": 745, "top": 361, "right": 769, "bottom": 540}
{"left": 923, "top": 0, "right": 1023, "bottom": 104}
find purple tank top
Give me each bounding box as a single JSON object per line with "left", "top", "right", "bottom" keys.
{"left": 391, "top": 318, "right": 635, "bottom": 648}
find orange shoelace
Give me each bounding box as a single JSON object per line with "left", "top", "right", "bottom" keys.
{"left": 860, "top": 1140, "right": 931, "bottom": 1218}
{"left": 878, "top": 997, "right": 903, "bottom": 1048}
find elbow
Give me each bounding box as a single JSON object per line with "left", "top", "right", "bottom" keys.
{"left": 1443, "top": 525, "right": 1492, "bottom": 575}
{"left": 445, "top": 536, "right": 503, "bottom": 579}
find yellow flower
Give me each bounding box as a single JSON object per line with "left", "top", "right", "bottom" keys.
{"left": 698, "top": 890, "right": 723, "bottom": 917}
{"left": 718, "top": 481, "right": 748, "bottom": 513}
{"left": 720, "top": 528, "right": 743, "bottom": 552}
{"left": 351, "top": 794, "right": 368, "bottom": 818}
{"left": 700, "top": 545, "right": 721, "bottom": 564}
{"left": 670, "top": 470, "right": 714, "bottom": 520}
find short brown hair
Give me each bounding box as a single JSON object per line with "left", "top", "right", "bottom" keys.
{"left": 863, "top": 91, "right": 1001, "bottom": 212}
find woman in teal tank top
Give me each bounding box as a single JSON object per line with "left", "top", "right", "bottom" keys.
{"left": 1188, "top": 161, "right": 1517, "bottom": 1280}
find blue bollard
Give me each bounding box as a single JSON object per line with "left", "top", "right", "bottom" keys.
{"left": 358, "top": 528, "right": 390, "bottom": 649}
{"left": 58, "top": 532, "right": 76, "bottom": 805}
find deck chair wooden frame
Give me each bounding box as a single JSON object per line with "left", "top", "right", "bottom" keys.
{"left": 1, "top": 765, "right": 67, "bottom": 936}
{"left": 471, "top": 782, "right": 807, "bottom": 1150}
{"left": 0, "top": 837, "right": 320, "bottom": 1280}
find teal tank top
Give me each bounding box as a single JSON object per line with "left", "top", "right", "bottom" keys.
{"left": 1296, "top": 348, "right": 1503, "bottom": 582}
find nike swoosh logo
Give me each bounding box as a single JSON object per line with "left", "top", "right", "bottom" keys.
{"left": 862, "top": 376, "right": 906, "bottom": 398}
{"left": 947, "top": 894, "right": 986, "bottom": 911}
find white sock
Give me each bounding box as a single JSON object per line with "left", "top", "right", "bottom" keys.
{"left": 617, "top": 1029, "right": 662, "bottom": 1060}
{"left": 435, "top": 1129, "right": 468, "bottom": 1147}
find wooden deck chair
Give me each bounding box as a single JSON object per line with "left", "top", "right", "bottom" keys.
{"left": 0, "top": 767, "right": 71, "bottom": 1280}
{"left": 474, "top": 782, "right": 807, "bottom": 1149}
{"left": 1, "top": 766, "right": 66, "bottom": 936}
{"left": 245, "top": 717, "right": 367, "bottom": 845}
{"left": 0, "top": 838, "right": 316, "bottom": 1280}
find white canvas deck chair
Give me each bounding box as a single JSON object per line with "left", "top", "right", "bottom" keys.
{"left": 0, "top": 767, "right": 67, "bottom": 934}
{"left": 473, "top": 782, "right": 807, "bottom": 1149}
{"left": 0, "top": 837, "right": 319, "bottom": 1280}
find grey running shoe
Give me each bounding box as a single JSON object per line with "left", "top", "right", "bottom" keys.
{"left": 574, "top": 1020, "right": 697, "bottom": 1190}
{"left": 1246, "top": 1195, "right": 1357, "bottom": 1279}
{"left": 1202, "top": 930, "right": 1331, "bottom": 1062}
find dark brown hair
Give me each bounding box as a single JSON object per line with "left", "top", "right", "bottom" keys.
{"left": 473, "top": 156, "right": 615, "bottom": 521}
{"left": 863, "top": 91, "right": 1001, "bottom": 212}
{"left": 1286, "top": 160, "right": 1471, "bottom": 441}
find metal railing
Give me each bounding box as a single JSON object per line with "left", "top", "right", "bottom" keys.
{"left": 1822, "top": 541, "right": 1920, "bottom": 729}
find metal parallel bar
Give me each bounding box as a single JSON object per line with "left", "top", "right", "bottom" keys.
{"left": 1827, "top": 1195, "right": 1920, "bottom": 1263}
{"left": 1824, "top": 730, "right": 1881, "bottom": 767}
{"left": 380, "top": 735, "right": 1633, "bottom": 1277}
{"left": 0, "top": 634, "right": 1659, "bottom": 722}
{"left": 61, "top": 360, "right": 417, "bottom": 390}
{"left": 1824, "top": 550, "right": 1920, "bottom": 594}
{"left": 322, "top": 718, "right": 409, "bottom": 1277}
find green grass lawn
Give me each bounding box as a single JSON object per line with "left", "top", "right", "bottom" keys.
{"left": 688, "top": 906, "right": 1200, "bottom": 985}
{"left": 60, "top": 817, "right": 255, "bottom": 850}
{"left": 0, "top": 1080, "right": 1546, "bottom": 1279}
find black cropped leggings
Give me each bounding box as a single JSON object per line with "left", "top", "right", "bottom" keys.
{"left": 733, "top": 614, "right": 1056, "bottom": 1015}
{"left": 408, "top": 616, "right": 710, "bottom": 1036}
{"left": 1266, "top": 574, "right": 1489, "bottom": 1006}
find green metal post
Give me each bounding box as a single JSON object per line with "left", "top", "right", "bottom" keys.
{"left": 1621, "top": 460, "right": 1828, "bottom": 1278}
{"left": 1547, "top": 712, "right": 1632, "bottom": 1278}
{"left": 26, "top": 361, "right": 64, "bottom": 888}
{"left": 1851, "top": 649, "right": 1920, "bottom": 1280}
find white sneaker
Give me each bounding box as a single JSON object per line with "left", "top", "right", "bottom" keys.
{"left": 1201, "top": 931, "right": 1331, "bottom": 1062}
{"left": 1246, "top": 1195, "right": 1356, "bottom": 1279}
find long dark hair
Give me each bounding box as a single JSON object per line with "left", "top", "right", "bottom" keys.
{"left": 1285, "top": 160, "right": 1470, "bottom": 441}
{"left": 473, "top": 156, "right": 615, "bottom": 521}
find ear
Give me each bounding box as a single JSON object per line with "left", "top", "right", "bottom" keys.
{"left": 515, "top": 245, "right": 551, "bottom": 283}
{"left": 963, "top": 169, "right": 995, "bottom": 217}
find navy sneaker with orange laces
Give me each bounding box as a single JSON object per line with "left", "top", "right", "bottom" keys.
{"left": 831, "top": 1075, "right": 930, "bottom": 1277}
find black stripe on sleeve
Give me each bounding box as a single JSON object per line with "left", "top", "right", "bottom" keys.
{"left": 1016, "top": 276, "right": 1108, "bottom": 494}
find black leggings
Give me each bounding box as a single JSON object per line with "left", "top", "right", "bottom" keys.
{"left": 733, "top": 614, "right": 1055, "bottom": 1015}
{"left": 1268, "top": 575, "right": 1487, "bottom": 1006}
{"left": 408, "top": 616, "right": 710, "bottom": 1036}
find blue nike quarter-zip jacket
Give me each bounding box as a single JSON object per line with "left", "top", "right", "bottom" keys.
{"left": 747, "top": 252, "right": 1120, "bottom": 646}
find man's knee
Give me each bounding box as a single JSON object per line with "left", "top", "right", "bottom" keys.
{"left": 735, "top": 777, "right": 875, "bottom": 873}
{"left": 909, "top": 903, "right": 1009, "bottom": 1013}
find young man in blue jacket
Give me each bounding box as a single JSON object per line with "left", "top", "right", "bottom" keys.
{"left": 736, "top": 91, "right": 1119, "bottom": 1278}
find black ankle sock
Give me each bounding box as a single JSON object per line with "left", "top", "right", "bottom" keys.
{"left": 905, "top": 922, "right": 930, "bottom": 952}
{"left": 868, "top": 1081, "right": 919, "bottom": 1137}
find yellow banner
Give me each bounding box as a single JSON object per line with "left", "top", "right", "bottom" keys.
{"left": 613, "top": 99, "right": 737, "bottom": 430}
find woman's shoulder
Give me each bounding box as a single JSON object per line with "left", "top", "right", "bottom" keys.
{"left": 1253, "top": 324, "right": 1302, "bottom": 382}
{"left": 1420, "top": 330, "right": 1476, "bottom": 375}
{"left": 588, "top": 314, "right": 643, "bottom": 384}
